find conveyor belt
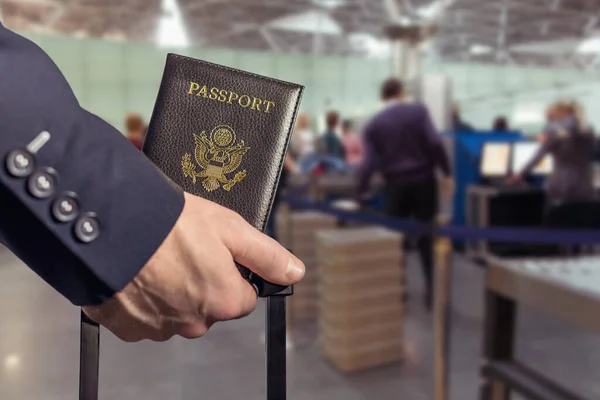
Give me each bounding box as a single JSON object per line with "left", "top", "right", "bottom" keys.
{"left": 487, "top": 256, "right": 600, "bottom": 334}
{"left": 482, "top": 361, "right": 589, "bottom": 400}
{"left": 286, "top": 173, "right": 383, "bottom": 197}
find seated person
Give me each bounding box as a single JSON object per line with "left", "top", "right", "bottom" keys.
{"left": 125, "top": 113, "right": 146, "bottom": 150}
{"left": 319, "top": 111, "right": 345, "bottom": 161}
{"left": 341, "top": 119, "right": 364, "bottom": 167}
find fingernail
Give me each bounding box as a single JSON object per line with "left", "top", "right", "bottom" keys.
{"left": 286, "top": 257, "right": 305, "bottom": 280}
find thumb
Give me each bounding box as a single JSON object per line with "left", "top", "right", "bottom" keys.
{"left": 219, "top": 217, "right": 305, "bottom": 286}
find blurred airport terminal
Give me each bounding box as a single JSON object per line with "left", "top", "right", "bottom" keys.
{"left": 4, "top": 0, "right": 600, "bottom": 399}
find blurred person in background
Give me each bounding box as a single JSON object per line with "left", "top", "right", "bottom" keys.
{"left": 266, "top": 154, "right": 299, "bottom": 240}
{"left": 357, "top": 78, "right": 454, "bottom": 310}
{"left": 125, "top": 112, "right": 146, "bottom": 150}
{"left": 341, "top": 119, "right": 364, "bottom": 167}
{"left": 509, "top": 100, "right": 596, "bottom": 229}
{"left": 492, "top": 116, "right": 509, "bottom": 132}
{"left": 451, "top": 103, "right": 474, "bottom": 132}
{"left": 537, "top": 103, "right": 562, "bottom": 143}
{"left": 291, "top": 113, "right": 317, "bottom": 162}
{"left": 319, "top": 111, "right": 345, "bottom": 161}
{"left": 546, "top": 102, "right": 560, "bottom": 122}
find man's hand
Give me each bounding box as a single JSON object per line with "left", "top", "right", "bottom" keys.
{"left": 440, "top": 176, "right": 455, "bottom": 199}
{"left": 82, "top": 192, "right": 305, "bottom": 342}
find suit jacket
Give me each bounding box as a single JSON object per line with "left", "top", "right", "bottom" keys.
{"left": 0, "top": 23, "right": 184, "bottom": 306}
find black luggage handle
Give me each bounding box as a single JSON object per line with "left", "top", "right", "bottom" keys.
{"left": 79, "top": 311, "right": 99, "bottom": 400}
{"left": 79, "top": 279, "right": 292, "bottom": 400}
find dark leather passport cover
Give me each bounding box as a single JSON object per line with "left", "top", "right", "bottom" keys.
{"left": 143, "top": 54, "right": 303, "bottom": 284}
{"left": 143, "top": 54, "right": 303, "bottom": 230}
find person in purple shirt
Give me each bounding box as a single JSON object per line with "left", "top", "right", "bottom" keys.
{"left": 357, "top": 78, "right": 453, "bottom": 310}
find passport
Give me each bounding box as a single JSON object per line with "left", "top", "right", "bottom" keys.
{"left": 142, "top": 53, "right": 304, "bottom": 296}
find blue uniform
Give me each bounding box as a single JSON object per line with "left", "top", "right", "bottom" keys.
{"left": 0, "top": 23, "right": 184, "bottom": 306}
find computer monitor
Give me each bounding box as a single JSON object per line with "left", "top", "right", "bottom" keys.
{"left": 480, "top": 142, "right": 511, "bottom": 178}
{"left": 511, "top": 142, "right": 553, "bottom": 175}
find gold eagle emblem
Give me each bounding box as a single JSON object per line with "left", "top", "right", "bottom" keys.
{"left": 181, "top": 124, "right": 250, "bottom": 192}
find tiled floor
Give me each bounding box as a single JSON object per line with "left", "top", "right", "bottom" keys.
{"left": 1, "top": 247, "right": 599, "bottom": 399}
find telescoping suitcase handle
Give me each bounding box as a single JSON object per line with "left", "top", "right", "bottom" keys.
{"left": 79, "top": 276, "right": 292, "bottom": 400}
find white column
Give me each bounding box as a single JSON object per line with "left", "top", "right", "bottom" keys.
{"left": 387, "top": 27, "right": 424, "bottom": 83}
{"left": 390, "top": 40, "right": 409, "bottom": 79}
{"left": 405, "top": 43, "right": 421, "bottom": 82}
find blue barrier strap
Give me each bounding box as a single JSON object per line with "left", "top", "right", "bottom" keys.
{"left": 439, "top": 225, "right": 600, "bottom": 245}
{"left": 285, "top": 199, "right": 429, "bottom": 236}
{"left": 283, "top": 198, "right": 600, "bottom": 245}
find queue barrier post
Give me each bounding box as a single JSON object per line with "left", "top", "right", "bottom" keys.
{"left": 434, "top": 235, "right": 453, "bottom": 400}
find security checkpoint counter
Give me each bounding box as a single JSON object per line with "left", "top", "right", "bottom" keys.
{"left": 480, "top": 256, "right": 600, "bottom": 400}
{"left": 286, "top": 172, "right": 384, "bottom": 202}
{"left": 465, "top": 184, "right": 545, "bottom": 261}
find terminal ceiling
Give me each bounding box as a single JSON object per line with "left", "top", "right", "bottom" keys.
{"left": 1, "top": 0, "right": 599, "bottom": 68}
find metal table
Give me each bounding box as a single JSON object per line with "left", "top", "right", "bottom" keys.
{"left": 480, "top": 256, "right": 600, "bottom": 400}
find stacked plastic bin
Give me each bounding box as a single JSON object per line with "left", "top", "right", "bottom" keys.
{"left": 277, "top": 210, "right": 337, "bottom": 320}
{"left": 316, "top": 227, "right": 404, "bottom": 372}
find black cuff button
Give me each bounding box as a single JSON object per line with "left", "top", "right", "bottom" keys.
{"left": 6, "top": 149, "right": 35, "bottom": 178}
{"left": 74, "top": 213, "right": 100, "bottom": 243}
{"left": 28, "top": 167, "right": 57, "bottom": 199}
{"left": 52, "top": 192, "right": 80, "bottom": 223}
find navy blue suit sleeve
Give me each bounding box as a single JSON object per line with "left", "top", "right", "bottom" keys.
{"left": 0, "top": 24, "right": 184, "bottom": 306}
